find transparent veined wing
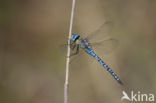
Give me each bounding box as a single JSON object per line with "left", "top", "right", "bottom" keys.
{"left": 60, "top": 21, "right": 116, "bottom": 63}
{"left": 90, "top": 38, "right": 118, "bottom": 56}
{"left": 86, "top": 21, "right": 113, "bottom": 43}
{"left": 59, "top": 44, "right": 69, "bottom": 53}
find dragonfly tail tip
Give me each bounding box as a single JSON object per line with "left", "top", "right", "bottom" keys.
{"left": 118, "top": 80, "right": 123, "bottom": 85}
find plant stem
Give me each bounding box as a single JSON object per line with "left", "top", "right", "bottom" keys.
{"left": 64, "top": 0, "right": 76, "bottom": 103}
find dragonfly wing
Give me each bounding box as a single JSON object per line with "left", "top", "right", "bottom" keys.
{"left": 69, "top": 49, "right": 85, "bottom": 64}
{"left": 86, "top": 21, "right": 113, "bottom": 43}
{"left": 90, "top": 38, "right": 118, "bottom": 55}
{"left": 59, "top": 44, "right": 68, "bottom": 53}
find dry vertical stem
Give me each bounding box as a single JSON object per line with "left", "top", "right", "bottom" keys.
{"left": 64, "top": 0, "right": 76, "bottom": 103}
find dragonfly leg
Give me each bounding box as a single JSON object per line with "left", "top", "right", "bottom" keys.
{"left": 75, "top": 45, "right": 79, "bottom": 54}
{"left": 70, "top": 45, "right": 79, "bottom": 57}
{"left": 70, "top": 42, "right": 76, "bottom": 50}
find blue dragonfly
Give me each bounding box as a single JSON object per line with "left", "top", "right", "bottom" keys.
{"left": 67, "top": 21, "right": 123, "bottom": 85}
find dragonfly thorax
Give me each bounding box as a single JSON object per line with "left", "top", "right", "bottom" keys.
{"left": 79, "top": 38, "right": 91, "bottom": 49}
{"left": 71, "top": 34, "right": 91, "bottom": 49}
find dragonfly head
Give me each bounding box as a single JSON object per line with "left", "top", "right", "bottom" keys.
{"left": 71, "top": 34, "right": 80, "bottom": 42}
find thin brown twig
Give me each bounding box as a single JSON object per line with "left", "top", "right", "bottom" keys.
{"left": 64, "top": 0, "right": 76, "bottom": 103}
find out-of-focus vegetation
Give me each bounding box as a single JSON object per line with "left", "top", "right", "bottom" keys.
{"left": 0, "top": 0, "right": 156, "bottom": 103}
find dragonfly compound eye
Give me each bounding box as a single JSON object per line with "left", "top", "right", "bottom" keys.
{"left": 71, "top": 34, "right": 80, "bottom": 42}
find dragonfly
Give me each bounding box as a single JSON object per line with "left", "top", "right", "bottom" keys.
{"left": 66, "top": 21, "right": 123, "bottom": 85}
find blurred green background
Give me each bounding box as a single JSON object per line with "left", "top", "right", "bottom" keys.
{"left": 0, "top": 0, "right": 156, "bottom": 103}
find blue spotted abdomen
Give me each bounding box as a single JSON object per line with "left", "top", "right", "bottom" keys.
{"left": 85, "top": 48, "right": 123, "bottom": 85}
